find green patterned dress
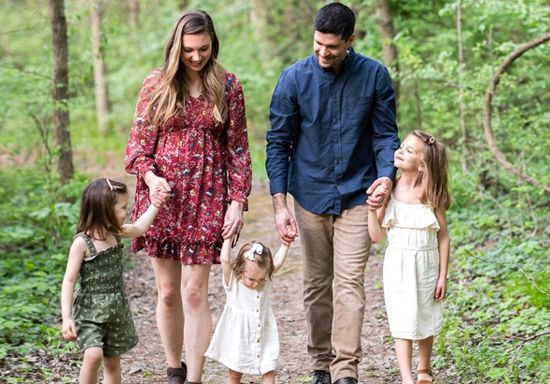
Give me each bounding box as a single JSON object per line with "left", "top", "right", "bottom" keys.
{"left": 73, "top": 233, "right": 138, "bottom": 357}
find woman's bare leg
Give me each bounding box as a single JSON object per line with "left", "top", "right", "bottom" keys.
{"left": 151, "top": 258, "right": 184, "bottom": 368}
{"left": 182, "top": 264, "right": 212, "bottom": 382}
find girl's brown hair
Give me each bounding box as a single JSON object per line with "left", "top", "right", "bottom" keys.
{"left": 410, "top": 130, "right": 451, "bottom": 211}
{"left": 76, "top": 178, "right": 128, "bottom": 240}
{"left": 232, "top": 241, "right": 274, "bottom": 280}
{"left": 146, "top": 10, "right": 227, "bottom": 126}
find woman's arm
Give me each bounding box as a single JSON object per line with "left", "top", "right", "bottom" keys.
{"left": 434, "top": 208, "right": 450, "bottom": 301}
{"left": 124, "top": 71, "right": 171, "bottom": 206}
{"left": 60, "top": 237, "right": 87, "bottom": 341}
{"left": 121, "top": 204, "right": 160, "bottom": 239}
{"left": 222, "top": 74, "right": 252, "bottom": 239}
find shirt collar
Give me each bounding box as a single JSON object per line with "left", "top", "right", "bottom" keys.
{"left": 313, "top": 47, "right": 356, "bottom": 75}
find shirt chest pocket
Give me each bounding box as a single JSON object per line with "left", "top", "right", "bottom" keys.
{"left": 345, "top": 96, "right": 373, "bottom": 127}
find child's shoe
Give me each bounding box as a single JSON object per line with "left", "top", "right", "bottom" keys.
{"left": 416, "top": 368, "right": 433, "bottom": 384}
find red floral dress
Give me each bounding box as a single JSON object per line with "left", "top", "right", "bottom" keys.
{"left": 125, "top": 69, "right": 252, "bottom": 265}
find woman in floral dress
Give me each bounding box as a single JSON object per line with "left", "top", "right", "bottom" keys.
{"left": 125, "top": 10, "right": 252, "bottom": 384}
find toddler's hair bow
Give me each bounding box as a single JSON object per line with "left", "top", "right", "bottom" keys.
{"left": 244, "top": 243, "right": 263, "bottom": 261}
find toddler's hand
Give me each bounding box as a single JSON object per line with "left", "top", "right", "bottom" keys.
{"left": 62, "top": 318, "right": 77, "bottom": 341}
{"left": 286, "top": 225, "right": 297, "bottom": 242}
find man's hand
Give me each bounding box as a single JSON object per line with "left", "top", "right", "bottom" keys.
{"left": 366, "top": 177, "right": 393, "bottom": 209}
{"left": 273, "top": 193, "right": 298, "bottom": 246}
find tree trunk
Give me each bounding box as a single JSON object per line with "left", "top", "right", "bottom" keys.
{"left": 249, "top": 0, "right": 273, "bottom": 68}
{"left": 128, "top": 0, "right": 139, "bottom": 28}
{"left": 49, "top": 0, "right": 73, "bottom": 184}
{"left": 456, "top": 0, "right": 468, "bottom": 171}
{"left": 90, "top": 1, "right": 111, "bottom": 134}
{"left": 377, "top": 0, "right": 400, "bottom": 101}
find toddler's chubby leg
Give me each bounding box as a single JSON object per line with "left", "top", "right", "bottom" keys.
{"left": 79, "top": 347, "right": 103, "bottom": 384}
{"left": 103, "top": 355, "right": 122, "bottom": 384}
{"left": 261, "top": 370, "right": 275, "bottom": 384}
{"left": 228, "top": 369, "right": 243, "bottom": 384}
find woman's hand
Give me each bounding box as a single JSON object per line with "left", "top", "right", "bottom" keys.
{"left": 144, "top": 171, "right": 171, "bottom": 207}
{"left": 222, "top": 200, "right": 244, "bottom": 244}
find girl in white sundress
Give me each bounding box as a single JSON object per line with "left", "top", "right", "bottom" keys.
{"left": 205, "top": 234, "right": 294, "bottom": 384}
{"left": 368, "top": 130, "right": 451, "bottom": 384}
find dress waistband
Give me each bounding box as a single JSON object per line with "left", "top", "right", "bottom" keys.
{"left": 387, "top": 244, "right": 438, "bottom": 252}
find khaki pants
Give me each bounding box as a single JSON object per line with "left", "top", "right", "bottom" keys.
{"left": 295, "top": 201, "right": 371, "bottom": 381}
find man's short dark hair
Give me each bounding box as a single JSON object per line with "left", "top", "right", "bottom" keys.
{"left": 314, "top": 2, "right": 355, "bottom": 41}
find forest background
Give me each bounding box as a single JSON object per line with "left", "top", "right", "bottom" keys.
{"left": 0, "top": 0, "right": 548, "bottom": 383}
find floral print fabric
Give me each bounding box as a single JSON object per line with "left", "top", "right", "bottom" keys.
{"left": 125, "top": 69, "right": 252, "bottom": 265}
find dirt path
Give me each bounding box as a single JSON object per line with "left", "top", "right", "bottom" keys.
{"left": 45, "top": 169, "right": 451, "bottom": 383}
{"left": 118, "top": 185, "right": 451, "bottom": 384}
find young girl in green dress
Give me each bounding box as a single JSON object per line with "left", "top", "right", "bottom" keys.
{"left": 61, "top": 178, "right": 168, "bottom": 384}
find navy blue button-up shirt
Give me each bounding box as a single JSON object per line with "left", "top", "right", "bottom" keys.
{"left": 266, "top": 49, "right": 400, "bottom": 215}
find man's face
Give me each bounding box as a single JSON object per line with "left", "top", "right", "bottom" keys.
{"left": 313, "top": 31, "right": 355, "bottom": 71}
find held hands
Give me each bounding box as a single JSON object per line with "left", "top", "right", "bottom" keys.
{"left": 145, "top": 172, "right": 171, "bottom": 208}
{"left": 434, "top": 276, "right": 447, "bottom": 301}
{"left": 366, "top": 177, "right": 392, "bottom": 210}
{"left": 275, "top": 207, "right": 299, "bottom": 246}
{"left": 61, "top": 318, "right": 77, "bottom": 341}
{"left": 222, "top": 201, "right": 245, "bottom": 245}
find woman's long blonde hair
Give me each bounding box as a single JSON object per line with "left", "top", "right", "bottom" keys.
{"left": 146, "top": 10, "right": 227, "bottom": 125}
{"left": 410, "top": 130, "right": 451, "bottom": 211}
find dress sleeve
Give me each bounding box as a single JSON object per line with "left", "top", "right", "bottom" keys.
{"left": 125, "top": 70, "right": 162, "bottom": 177}
{"left": 224, "top": 73, "right": 252, "bottom": 208}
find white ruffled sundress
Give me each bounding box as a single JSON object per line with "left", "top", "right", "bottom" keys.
{"left": 205, "top": 272, "right": 279, "bottom": 375}
{"left": 382, "top": 197, "right": 443, "bottom": 340}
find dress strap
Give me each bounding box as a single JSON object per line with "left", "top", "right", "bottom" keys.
{"left": 75, "top": 233, "right": 97, "bottom": 259}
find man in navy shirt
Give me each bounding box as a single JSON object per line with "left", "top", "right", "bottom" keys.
{"left": 266, "top": 3, "right": 400, "bottom": 384}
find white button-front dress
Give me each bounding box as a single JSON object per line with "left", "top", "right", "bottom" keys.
{"left": 205, "top": 272, "right": 279, "bottom": 375}
{"left": 382, "top": 197, "right": 443, "bottom": 340}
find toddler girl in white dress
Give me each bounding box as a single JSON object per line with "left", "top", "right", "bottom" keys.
{"left": 368, "top": 130, "right": 451, "bottom": 384}
{"left": 205, "top": 234, "right": 294, "bottom": 384}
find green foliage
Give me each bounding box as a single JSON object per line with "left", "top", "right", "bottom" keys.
{"left": 1, "top": 0, "right": 549, "bottom": 381}
{"left": 0, "top": 169, "right": 87, "bottom": 372}
{"left": 436, "top": 167, "right": 550, "bottom": 383}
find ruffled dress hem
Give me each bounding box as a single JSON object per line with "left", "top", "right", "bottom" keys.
{"left": 131, "top": 237, "right": 222, "bottom": 265}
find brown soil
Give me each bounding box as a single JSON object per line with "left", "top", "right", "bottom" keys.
{"left": 75, "top": 184, "right": 450, "bottom": 383}
{"left": 11, "top": 150, "right": 452, "bottom": 383}
{"left": 118, "top": 186, "right": 404, "bottom": 384}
